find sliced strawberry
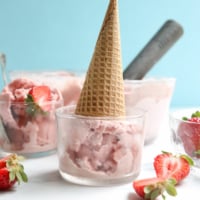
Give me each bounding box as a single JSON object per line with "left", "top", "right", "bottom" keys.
{"left": 153, "top": 152, "right": 193, "bottom": 183}
{"left": 25, "top": 85, "right": 52, "bottom": 115}
{"left": 133, "top": 177, "right": 177, "bottom": 200}
{"left": 0, "top": 154, "right": 28, "bottom": 190}
{"left": 28, "top": 85, "right": 51, "bottom": 109}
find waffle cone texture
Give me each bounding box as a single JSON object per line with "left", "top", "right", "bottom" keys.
{"left": 75, "top": 0, "right": 125, "bottom": 117}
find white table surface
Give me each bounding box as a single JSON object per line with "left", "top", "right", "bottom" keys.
{"left": 1, "top": 122, "right": 199, "bottom": 200}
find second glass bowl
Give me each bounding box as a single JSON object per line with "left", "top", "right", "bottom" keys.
{"left": 170, "top": 108, "right": 200, "bottom": 176}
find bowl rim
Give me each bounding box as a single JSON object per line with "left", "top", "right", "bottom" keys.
{"left": 56, "top": 105, "right": 147, "bottom": 120}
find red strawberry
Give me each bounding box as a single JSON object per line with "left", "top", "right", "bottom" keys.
{"left": 133, "top": 177, "right": 177, "bottom": 200}
{"left": 28, "top": 85, "right": 51, "bottom": 110}
{"left": 0, "top": 156, "right": 8, "bottom": 168}
{"left": 0, "top": 154, "right": 28, "bottom": 190}
{"left": 178, "top": 112, "right": 200, "bottom": 158}
{"left": 25, "top": 85, "right": 51, "bottom": 116}
{"left": 0, "top": 168, "right": 16, "bottom": 190}
{"left": 29, "top": 85, "right": 51, "bottom": 103}
{"left": 188, "top": 117, "right": 200, "bottom": 123}
{"left": 153, "top": 152, "right": 193, "bottom": 183}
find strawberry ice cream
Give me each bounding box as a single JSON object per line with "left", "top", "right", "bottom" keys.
{"left": 0, "top": 78, "right": 63, "bottom": 156}
{"left": 56, "top": 106, "right": 145, "bottom": 184}
{"left": 9, "top": 70, "right": 83, "bottom": 106}
{"left": 124, "top": 78, "right": 175, "bottom": 144}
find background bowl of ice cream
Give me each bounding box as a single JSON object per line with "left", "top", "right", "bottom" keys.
{"left": 0, "top": 78, "right": 63, "bottom": 157}
{"left": 56, "top": 105, "right": 146, "bottom": 186}
{"left": 124, "top": 77, "right": 176, "bottom": 144}
{"left": 9, "top": 70, "right": 84, "bottom": 106}
{"left": 170, "top": 108, "right": 200, "bottom": 175}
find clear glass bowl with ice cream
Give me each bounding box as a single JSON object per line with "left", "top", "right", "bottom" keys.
{"left": 56, "top": 105, "right": 146, "bottom": 186}
{"left": 0, "top": 78, "right": 63, "bottom": 157}
{"left": 170, "top": 108, "right": 200, "bottom": 176}
{"left": 124, "top": 77, "right": 176, "bottom": 144}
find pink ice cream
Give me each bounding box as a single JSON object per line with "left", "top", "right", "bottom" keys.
{"left": 56, "top": 106, "right": 145, "bottom": 181}
{"left": 0, "top": 78, "right": 63, "bottom": 155}
{"left": 124, "top": 78, "right": 175, "bottom": 144}
{"left": 9, "top": 71, "right": 83, "bottom": 106}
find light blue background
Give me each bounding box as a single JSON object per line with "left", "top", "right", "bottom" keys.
{"left": 0, "top": 0, "right": 199, "bottom": 108}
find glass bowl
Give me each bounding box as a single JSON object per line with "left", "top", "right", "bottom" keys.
{"left": 170, "top": 108, "right": 200, "bottom": 176}
{"left": 0, "top": 78, "right": 63, "bottom": 157}
{"left": 56, "top": 105, "right": 146, "bottom": 186}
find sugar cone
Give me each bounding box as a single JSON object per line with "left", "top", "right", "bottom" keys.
{"left": 75, "top": 0, "right": 125, "bottom": 117}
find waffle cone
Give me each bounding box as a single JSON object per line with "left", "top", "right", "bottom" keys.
{"left": 75, "top": 0, "right": 125, "bottom": 117}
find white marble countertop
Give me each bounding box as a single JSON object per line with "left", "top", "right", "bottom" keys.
{"left": 1, "top": 122, "right": 199, "bottom": 200}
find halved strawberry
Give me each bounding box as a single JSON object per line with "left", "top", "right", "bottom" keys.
{"left": 0, "top": 154, "right": 28, "bottom": 190}
{"left": 29, "top": 85, "right": 51, "bottom": 104}
{"left": 133, "top": 177, "right": 177, "bottom": 200}
{"left": 153, "top": 152, "right": 193, "bottom": 183}
{"left": 25, "top": 85, "right": 51, "bottom": 116}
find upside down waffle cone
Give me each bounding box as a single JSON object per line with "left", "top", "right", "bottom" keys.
{"left": 75, "top": 0, "right": 125, "bottom": 117}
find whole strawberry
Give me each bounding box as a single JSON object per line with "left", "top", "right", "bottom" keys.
{"left": 0, "top": 154, "right": 28, "bottom": 190}
{"left": 178, "top": 110, "right": 200, "bottom": 158}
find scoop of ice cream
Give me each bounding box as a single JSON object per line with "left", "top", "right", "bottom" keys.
{"left": 9, "top": 71, "right": 83, "bottom": 106}
{"left": 124, "top": 78, "right": 175, "bottom": 144}
{"left": 0, "top": 78, "right": 63, "bottom": 154}
{"left": 58, "top": 117, "right": 144, "bottom": 178}
{"left": 54, "top": 73, "right": 83, "bottom": 106}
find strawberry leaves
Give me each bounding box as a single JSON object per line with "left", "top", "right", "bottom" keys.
{"left": 180, "top": 154, "right": 194, "bottom": 166}
{"left": 163, "top": 179, "right": 177, "bottom": 198}
{"left": 145, "top": 178, "right": 177, "bottom": 200}
{"left": 7, "top": 159, "right": 28, "bottom": 184}
{"left": 191, "top": 110, "right": 200, "bottom": 118}
{"left": 0, "top": 154, "right": 28, "bottom": 190}
{"left": 5, "top": 154, "right": 28, "bottom": 184}
{"left": 182, "top": 110, "right": 200, "bottom": 121}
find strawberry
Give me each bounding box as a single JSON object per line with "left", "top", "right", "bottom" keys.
{"left": 28, "top": 85, "right": 51, "bottom": 104}
{"left": 153, "top": 151, "right": 193, "bottom": 183}
{"left": 0, "top": 168, "right": 16, "bottom": 190}
{"left": 0, "top": 154, "right": 28, "bottom": 190}
{"left": 25, "top": 85, "right": 51, "bottom": 116}
{"left": 0, "top": 156, "right": 9, "bottom": 168}
{"left": 178, "top": 111, "right": 200, "bottom": 158}
{"left": 133, "top": 177, "right": 177, "bottom": 200}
